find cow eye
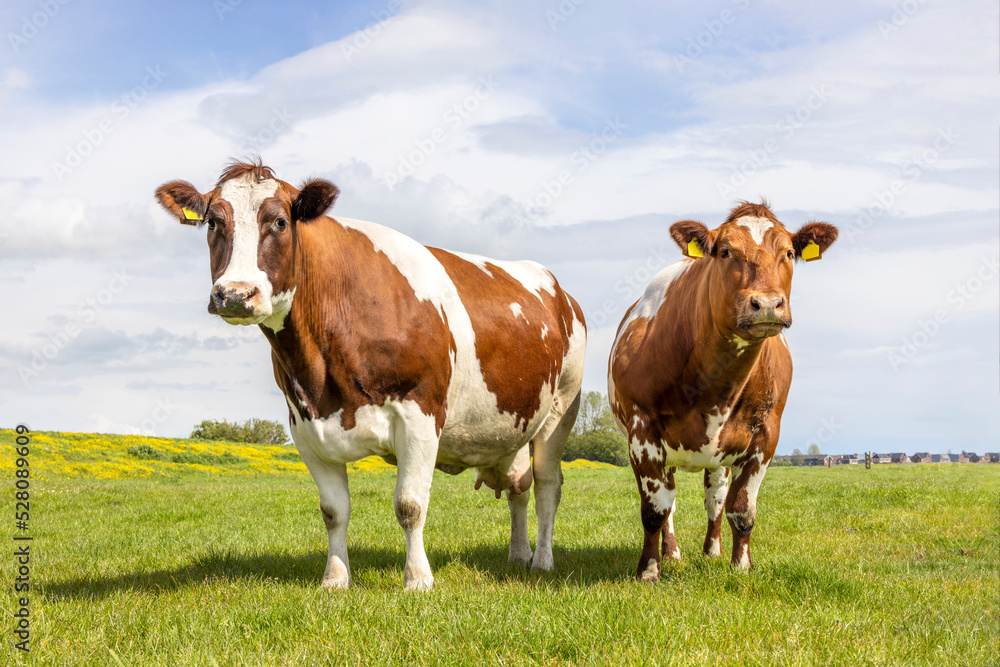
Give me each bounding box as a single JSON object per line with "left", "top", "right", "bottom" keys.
{"left": 273, "top": 218, "right": 288, "bottom": 232}
{"left": 786, "top": 249, "right": 794, "bottom": 259}
{"left": 207, "top": 219, "right": 217, "bottom": 232}
{"left": 720, "top": 249, "right": 730, "bottom": 258}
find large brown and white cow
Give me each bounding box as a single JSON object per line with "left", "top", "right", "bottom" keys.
{"left": 155, "top": 161, "right": 586, "bottom": 590}
{"left": 608, "top": 202, "right": 836, "bottom": 581}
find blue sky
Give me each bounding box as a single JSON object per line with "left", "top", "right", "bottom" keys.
{"left": 1, "top": 0, "right": 998, "bottom": 455}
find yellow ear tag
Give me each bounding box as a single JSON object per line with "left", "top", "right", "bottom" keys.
{"left": 802, "top": 240, "right": 821, "bottom": 262}
{"left": 687, "top": 238, "right": 704, "bottom": 258}
{"left": 181, "top": 207, "right": 202, "bottom": 222}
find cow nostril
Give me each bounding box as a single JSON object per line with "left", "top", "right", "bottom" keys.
{"left": 244, "top": 286, "right": 258, "bottom": 300}
{"left": 750, "top": 297, "right": 761, "bottom": 311}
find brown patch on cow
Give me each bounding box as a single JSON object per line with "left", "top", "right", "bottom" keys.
{"left": 428, "top": 249, "right": 582, "bottom": 431}
{"left": 661, "top": 528, "right": 680, "bottom": 561}
{"left": 395, "top": 497, "right": 422, "bottom": 531}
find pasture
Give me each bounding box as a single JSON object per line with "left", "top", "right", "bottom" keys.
{"left": 2, "top": 430, "right": 997, "bottom": 665}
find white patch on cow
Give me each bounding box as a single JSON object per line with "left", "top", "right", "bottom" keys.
{"left": 734, "top": 542, "right": 751, "bottom": 571}
{"left": 731, "top": 335, "right": 750, "bottom": 356}
{"left": 665, "top": 509, "right": 681, "bottom": 560}
{"left": 630, "top": 439, "right": 663, "bottom": 464}
{"left": 510, "top": 302, "right": 523, "bottom": 319}
{"left": 261, "top": 288, "right": 296, "bottom": 332}
{"left": 704, "top": 468, "right": 728, "bottom": 520}
{"left": 610, "top": 259, "right": 693, "bottom": 359}
{"left": 451, "top": 250, "right": 556, "bottom": 302}
{"left": 499, "top": 261, "right": 557, "bottom": 300}
{"left": 705, "top": 536, "right": 721, "bottom": 558}
{"left": 540, "top": 324, "right": 548, "bottom": 339}
{"left": 704, "top": 406, "right": 731, "bottom": 451}
{"left": 778, "top": 333, "right": 789, "bottom": 351}
{"left": 639, "top": 476, "right": 675, "bottom": 513}
{"left": 215, "top": 174, "right": 280, "bottom": 319}
{"left": 451, "top": 250, "right": 494, "bottom": 277}
{"left": 639, "top": 558, "right": 659, "bottom": 582}
{"left": 734, "top": 216, "right": 774, "bottom": 245}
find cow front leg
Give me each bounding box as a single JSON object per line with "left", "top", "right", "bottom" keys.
{"left": 725, "top": 457, "right": 769, "bottom": 570}
{"left": 298, "top": 449, "right": 352, "bottom": 589}
{"left": 636, "top": 467, "right": 677, "bottom": 582}
{"left": 703, "top": 467, "right": 729, "bottom": 557}
{"left": 660, "top": 467, "right": 680, "bottom": 561}
{"left": 392, "top": 419, "right": 438, "bottom": 591}
{"left": 507, "top": 486, "right": 533, "bottom": 565}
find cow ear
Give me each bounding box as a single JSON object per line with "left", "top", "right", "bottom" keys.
{"left": 155, "top": 180, "right": 209, "bottom": 226}
{"left": 292, "top": 179, "right": 340, "bottom": 222}
{"left": 670, "top": 220, "right": 712, "bottom": 258}
{"left": 792, "top": 222, "right": 838, "bottom": 261}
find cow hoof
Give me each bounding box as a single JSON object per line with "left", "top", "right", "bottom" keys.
{"left": 508, "top": 548, "right": 533, "bottom": 565}
{"left": 703, "top": 537, "right": 722, "bottom": 558}
{"left": 320, "top": 577, "right": 350, "bottom": 590}
{"left": 403, "top": 576, "right": 434, "bottom": 592}
{"left": 638, "top": 559, "right": 660, "bottom": 583}
{"left": 530, "top": 552, "right": 554, "bottom": 571}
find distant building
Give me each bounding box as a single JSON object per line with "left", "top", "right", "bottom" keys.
{"left": 962, "top": 451, "right": 980, "bottom": 463}
{"left": 910, "top": 452, "right": 931, "bottom": 463}
{"left": 984, "top": 453, "right": 1000, "bottom": 463}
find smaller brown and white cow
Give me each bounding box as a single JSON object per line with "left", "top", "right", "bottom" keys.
{"left": 608, "top": 202, "right": 837, "bottom": 581}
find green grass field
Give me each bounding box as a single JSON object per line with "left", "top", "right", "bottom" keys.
{"left": 3, "top": 430, "right": 998, "bottom": 665}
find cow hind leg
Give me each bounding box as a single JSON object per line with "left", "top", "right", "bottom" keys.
{"left": 298, "top": 449, "right": 352, "bottom": 589}
{"left": 392, "top": 415, "right": 439, "bottom": 591}
{"left": 725, "top": 458, "right": 769, "bottom": 571}
{"left": 530, "top": 390, "right": 580, "bottom": 571}
{"left": 703, "top": 467, "right": 729, "bottom": 558}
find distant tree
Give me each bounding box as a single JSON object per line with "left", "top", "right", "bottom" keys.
{"left": 562, "top": 391, "right": 629, "bottom": 466}
{"left": 791, "top": 448, "right": 805, "bottom": 466}
{"left": 190, "top": 418, "right": 288, "bottom": 445}
{"left": 807, "top": 443, "right": 822, "bottom": 456}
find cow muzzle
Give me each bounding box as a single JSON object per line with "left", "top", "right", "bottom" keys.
{"left": 739, "top": 292, "right": 791, "bottom": 338}
{"left": 210, "top": 281, "right": 267, "bottom": 323}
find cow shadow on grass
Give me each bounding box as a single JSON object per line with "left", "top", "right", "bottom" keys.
{"left": 41, "top": 543, "right": 645, "bottom": 600}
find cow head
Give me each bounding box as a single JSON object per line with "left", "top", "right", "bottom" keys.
{"left": 669, "top": 202, "right": 837, "bottom": 341}
{"left": 155, "top": 160, "right": 339, "bottom": 327}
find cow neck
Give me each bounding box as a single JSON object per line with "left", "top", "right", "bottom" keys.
{"left": 259, "top": 220, "right": 350, "bottom": 421}
{"left": 680, "top": 263, "right": 764, "bottom": 411}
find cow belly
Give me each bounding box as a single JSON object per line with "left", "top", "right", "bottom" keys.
{"left": 287, "top": 389, "right": 556, "bottom": 469}
{"left": 437, "top": 386, "right": 556, "bottom": 469}
{"left": 632, "top": 439, "right": 747, "bottom": 473}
